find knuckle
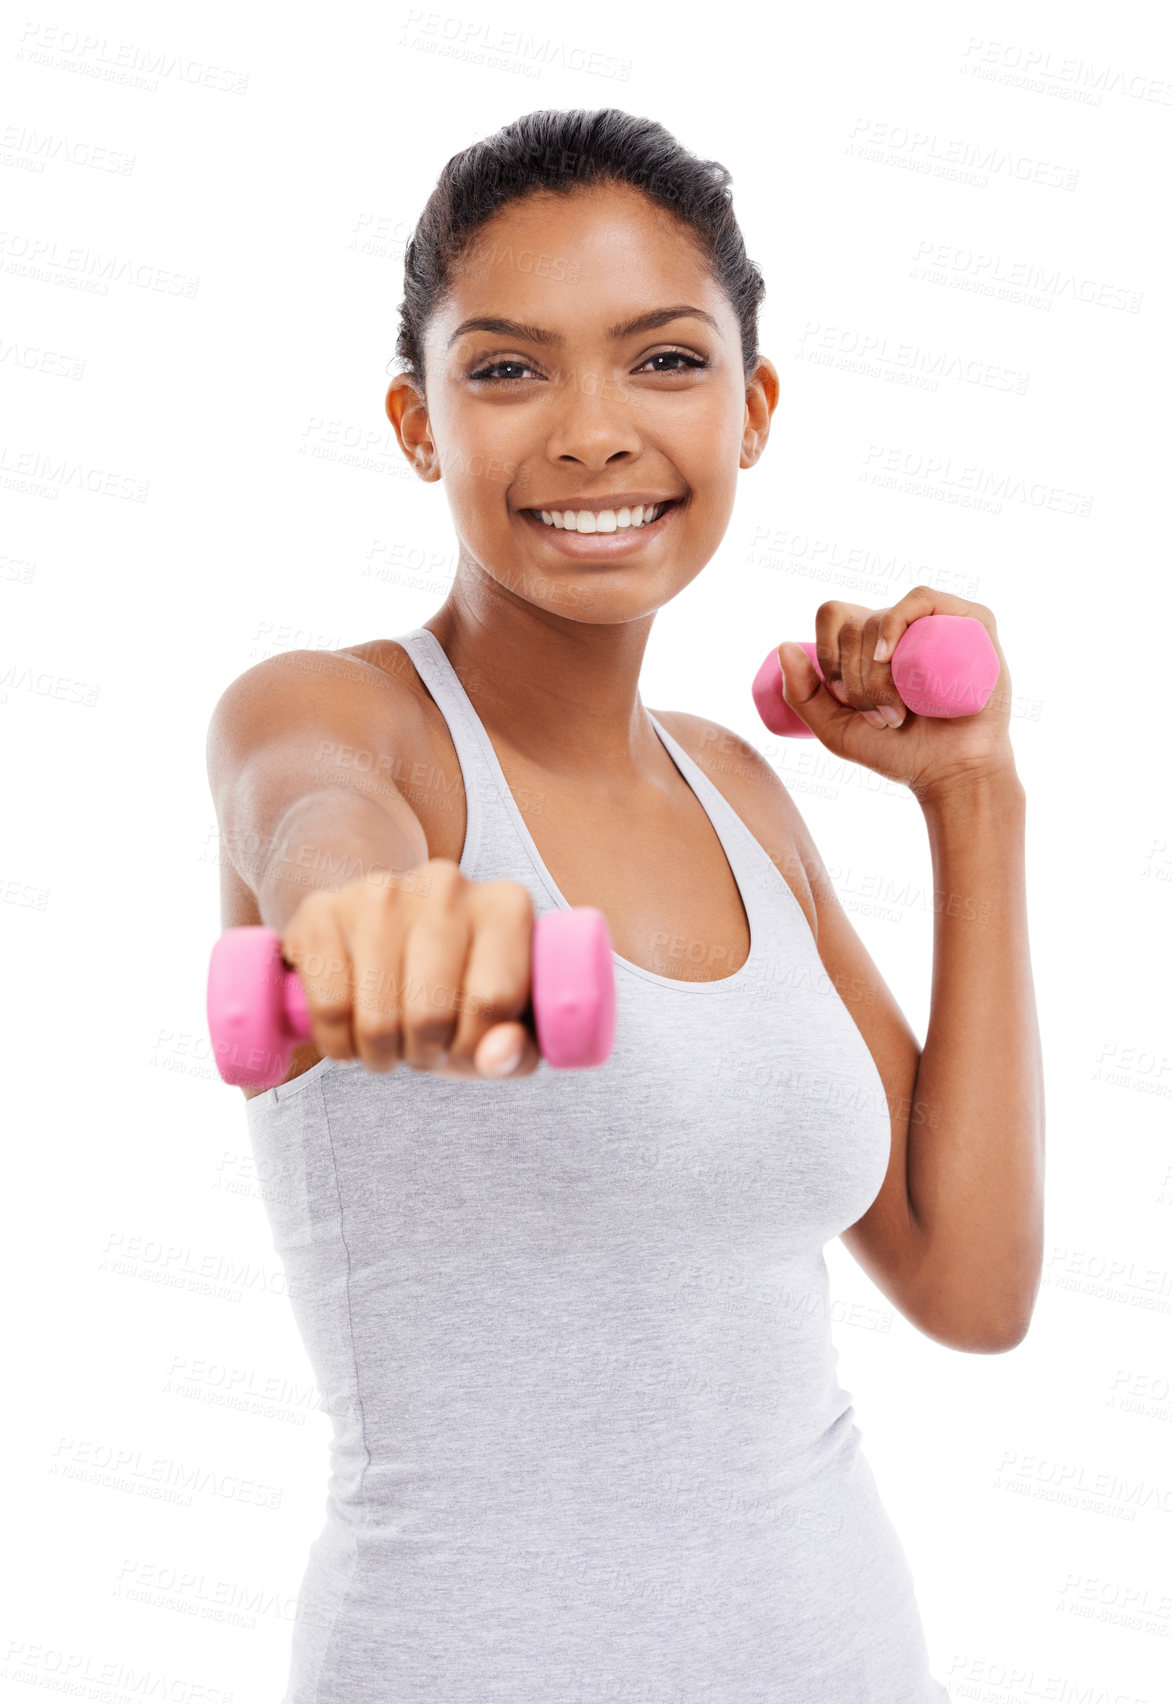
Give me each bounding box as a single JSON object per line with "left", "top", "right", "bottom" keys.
{"left": 296, "top": 887, "right": 333, "bottom": 917}
{"left": 307, "top": 989, "right": 351, "bottom": 1023}
{"left": 400, "top": 991, "right": 455, "bottom": 1035}
{"left": 356, "top": 879, "right": 406, "bottom": 925}
{"left": 400, "top": 1029, "right": 455, "bottom": 1073}
{"left": 491, "top": 880, "right": 535, "bottom": 918}
{"left": 465, "top": 981, "right": 522, "bottom": 1027}
{"left": 353, "top": 1002, "right": 401, "bottom": 1041}
{"left": 365, "top": 872, "right": 402, "bottom": 906}
{"left": 423, "top": 856, "right": 464, "bottom": 895}
{"left": 286, "top": 893, "right": 331, "bottom": 941}
{"left": 355, "top": 1035, "right": 402, "bottom": 1073}
{"left": 441, "top": 1045, "right": 475, "bottom": 1073}
{"left": 400, "top": 984, "right": 458, "bottom": 1044}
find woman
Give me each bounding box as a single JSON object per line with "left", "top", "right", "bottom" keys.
{"left": 207, "top": 108, "right": 1043, "bottom": 1702}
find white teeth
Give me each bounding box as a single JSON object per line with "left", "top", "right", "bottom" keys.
{"left": 535, "top": 502, "right": 668, "bottom": 532}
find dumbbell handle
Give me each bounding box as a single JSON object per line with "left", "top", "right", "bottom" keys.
{"left": 752, "top": 612, "right": 1000, "bottom": 738}
{"left": 207, "top": 906, "right": 616, "bottom": 1090}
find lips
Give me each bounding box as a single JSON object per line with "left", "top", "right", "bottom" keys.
{"left": 521, "top": 497, "right": 677, "bottom": 531}
{"left": 516, "top": 493, "right": 684, "bottom": 559}
{"left": 524, "top": 497, "right": 681, "bottom": 529}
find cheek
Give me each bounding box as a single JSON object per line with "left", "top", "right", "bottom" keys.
{"left": 437, "top": 412, "right": 518, "bottom": 506}
{"left": 458, "top": 413, "right": 528, "bottom": 500}
{"left": 677, "top": 392, "right": 748, "bottom": 469}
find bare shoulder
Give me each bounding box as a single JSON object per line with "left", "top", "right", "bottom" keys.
{"left": 208, "top": 643, "right": 399, "bottom": 743}
{"left": 208, "top": 642, "right": 428, "bottom": 929}
{"left": 336, "top": 638, "right": 428, "bottom": 702}
{"left": 650, "top": 708, "right": 819, "bottom": 939}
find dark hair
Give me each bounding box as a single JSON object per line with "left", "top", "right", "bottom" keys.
{"left": 393, "top": 108, "right": 766, "bottom": 396}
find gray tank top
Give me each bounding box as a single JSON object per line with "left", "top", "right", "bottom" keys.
{"left": 244, "top": 626, "right": 950, "bottom": 1702}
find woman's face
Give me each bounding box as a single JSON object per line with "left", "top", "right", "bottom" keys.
{"left": 387, "top": 181, "right": 777, "bottom": 625}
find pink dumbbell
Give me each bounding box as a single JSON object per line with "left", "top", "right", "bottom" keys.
{"left": 207, "top": 907, "right": 617, "bottom": 1089}
{"left": 752, "top": 612, "right": 1000, "bottom": 738}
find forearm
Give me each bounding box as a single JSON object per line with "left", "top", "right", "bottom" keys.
{"left": 250, "top": 787, "right": 429, "bottom": 934}
{"left": 908, "top": 771, "right": 1045, "bottom": 1347}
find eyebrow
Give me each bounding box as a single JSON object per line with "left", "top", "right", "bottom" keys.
{"left": 446, "top": 304, "right": 722, "bottom": 350}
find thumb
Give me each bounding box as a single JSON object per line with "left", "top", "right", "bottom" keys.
{"left": 477, "top": 1020, "right": 539, "bottom": 1079}
{"left": 775, "top": 641, "right": 844, "bottom": 736}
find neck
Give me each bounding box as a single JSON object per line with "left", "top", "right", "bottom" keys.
{"left": 422, "top": 578, "right": 661, "bottom": 788}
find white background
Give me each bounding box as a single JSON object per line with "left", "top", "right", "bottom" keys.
{"left": 3, "top": 0, "right": 1170, "bottom": 1698}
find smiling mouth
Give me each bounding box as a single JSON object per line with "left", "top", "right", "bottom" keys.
{"left": 522, "top": 497, "right": 683, "bottom": 533}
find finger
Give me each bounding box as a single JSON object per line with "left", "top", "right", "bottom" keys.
{"left": 282, "top": 895, "right": 357, "bottom": 1063}
{"left": 346, "top": 888, "right": 408, "bottom": 1072}
{"left": 839, "top": 615, "right": 867, "bottom": 704}
{"left": 862, "top": 611, "right": 905, "bottom": 727}
{"left": 775, "top": 642, "right": 856, "bottom": 738}
{"left": 873, "top": 582, "right": 975, "bottom": 667}
{"left": 814, "top": 602, "right": 847, "bottom": 704}
{"left": 453, "top": 882, "right": 540, "bottom": 1078}
{"left": 829, "top": 613, "right": 889, "bottom": 727}
{"left": 397, "top": 888, "right": 473, "bottom": 1073}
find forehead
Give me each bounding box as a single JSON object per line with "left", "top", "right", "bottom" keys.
{"left": 431, "top": 184, "right": 725, "bottom": 344}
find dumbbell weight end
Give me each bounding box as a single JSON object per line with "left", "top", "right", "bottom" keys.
{"left": 531, "top": 905, "right": 616, "bottom": 1070}
{"left": 207, "top": 926, "right": 311, "bottom": 1089}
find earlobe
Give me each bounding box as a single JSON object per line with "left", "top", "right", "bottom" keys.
{"left": 740, "top": 369, "right": 777, "bottom": 470}
{"left": 385, "top": 376, "right": 439, "bottom": 479}
{"left": 740, "top": 430, "right": 765, "bottom": 469}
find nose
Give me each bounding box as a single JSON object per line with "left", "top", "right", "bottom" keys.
{"left": 542, "top": 366, "right": 643, "bottom": 469}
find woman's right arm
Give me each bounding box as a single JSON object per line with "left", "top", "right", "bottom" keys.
{"left": 204, "top": 649, "right": 542, "bottom": 1080}
{"left": 205, "top": 649, "right": 430, "bottom": 934}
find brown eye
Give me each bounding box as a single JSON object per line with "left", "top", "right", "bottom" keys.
{"left": 638, "top": 350, "right": 708, "bottom": 374}
{"left": 468, "top": 359, "right": 537, "bottom": 383}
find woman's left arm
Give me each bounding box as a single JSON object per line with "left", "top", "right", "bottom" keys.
{"left": 774, "top": 586, "right": 1045, "bottom": 1354}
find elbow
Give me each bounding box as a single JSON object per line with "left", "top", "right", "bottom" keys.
{"left": 916, "top": 1319, "right": 1026, "bottom": 1355}
{"left": 957, "top": 1303, "right": 1036, "bottom": 1355}
{"left": 913, "top": 1295, "right": 1037, "bottom": 1355}
{"left": 965, "top": 1320, "right": 1031, "bottom": 1355}
{"left": 940, "top": 1240, "right": 1045, "bottom": 1355}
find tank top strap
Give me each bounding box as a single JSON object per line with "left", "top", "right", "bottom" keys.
{"left": 393, "top": 626, "right": 497, "bottom": 887}
{"left": 642, "top": 711, "right": 807, "bottom": 948}
{"left": 397, "top": 625, "right": 585, "bottom": 907}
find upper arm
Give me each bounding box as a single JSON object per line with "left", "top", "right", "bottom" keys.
{"left": 205, "top": 649, "right": 430, "bottom": 897}
{"left": 658, "top": 710, "right": 931, "bottom": 1330}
